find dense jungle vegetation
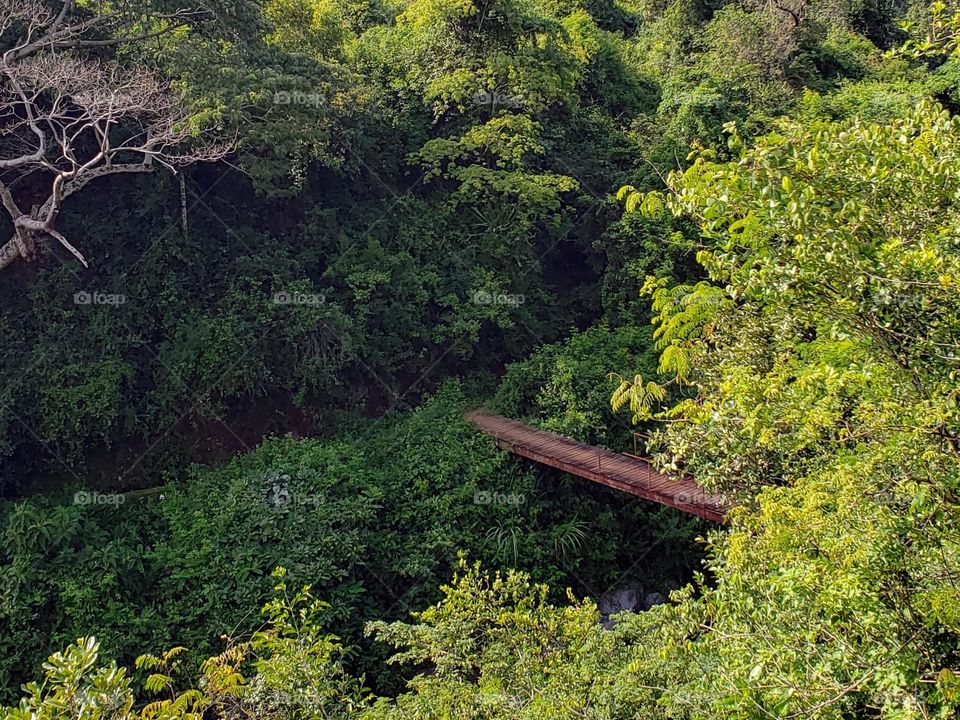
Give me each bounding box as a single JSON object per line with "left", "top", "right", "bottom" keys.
{"left": 2, "top": 0, "right": 960, "bottom": 716}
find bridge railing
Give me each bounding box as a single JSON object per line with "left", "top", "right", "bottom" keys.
{"left": 614, "top": 432, "right": 656, "bottom": 484}
{"left": 623, "top": 431, "right": 651, "bottom": 459}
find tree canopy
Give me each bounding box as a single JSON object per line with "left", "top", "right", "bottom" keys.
{"left": 3, "top": 0, "right": 960, "bottom": 717}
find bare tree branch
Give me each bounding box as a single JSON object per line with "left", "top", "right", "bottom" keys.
{"left": 0, "top": 0, "right": 231, "bottom": 274}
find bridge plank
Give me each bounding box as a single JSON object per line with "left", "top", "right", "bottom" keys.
{"left": 466, "top": 409, "right": 730, "bottom": 523}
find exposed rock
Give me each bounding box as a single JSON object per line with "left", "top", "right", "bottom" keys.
{"left": 598, "top": 588, "right": 640, "bottom": 616}
{"left": 642, "top": 592, "right": 666, "bottom": 610}
{"left": 598, "top": 585, "right": 674, "bottom": 628}
{"left": 598, "top": 587, "right": 642, "bottom": 630}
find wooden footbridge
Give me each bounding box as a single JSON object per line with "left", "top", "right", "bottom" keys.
{"left": 466, "top": 410, "right": 731, "bottom": 523}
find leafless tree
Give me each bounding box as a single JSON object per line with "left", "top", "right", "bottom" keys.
{"left": 0, "top": 0, "right": 231, "bottom": 273}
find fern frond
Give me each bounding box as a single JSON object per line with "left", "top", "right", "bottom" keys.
{"left": 171, "top": 689, "right": 203, "bottom": 710}
{"left": 140, "top": 700, "right": 164, "bottom": 718}
{"left": 162, "top": 647, "right": 188, "bottom": 662}
{"left": 135, "top": 655, "right": 162, "bottom": 671}
{"left": 144, "top": 673, "right": 173, "bottom": 694}
{"left": 658, "top": 344, "right": 691, "bottom": 379}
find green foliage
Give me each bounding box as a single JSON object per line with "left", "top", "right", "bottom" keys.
{"left": 0, "top": 383, "right": 699, "bottom": 700}
{"left": 897, "top": 0, "right": 960, "bottom": 59}
{"left": 7, "top": 0, "right": 958, "bottom": 717}
{"left": 1, "top": 575, "right": 365, "bottom": 720}
{"left": 235, "top": 568, "right": 371, "bottom": 720}
{"left": 0, "top": 637, "right": 208, "bottom": 720}
{"left": 610, "top": 100, "right": 960, "bottom": 717}
{"left": 264, "top": 0, "right": 356, "bottom": 59}
{"left": 1, "top": 0, "right": 911, "bottom": 491}
{"left": 492, "top": 322, "right": 660, "bottom": 447}
{"left": 621, "top": 102, "right": 960, "bottom": 492}
{"left": 2, "top": 637, "right": 137, "bottom": 720}
{"left": 363, "top": 560, "right": 636, "bottom": 720}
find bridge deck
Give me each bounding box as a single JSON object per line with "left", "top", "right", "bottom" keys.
{"left": 466, "top": 410, "right": 730, "bottom": 523}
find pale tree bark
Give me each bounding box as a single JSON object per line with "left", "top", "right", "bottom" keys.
{"left": 0, "top": 0, "right": 231, "bottom": 273}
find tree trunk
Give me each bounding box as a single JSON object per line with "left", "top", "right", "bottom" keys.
{"left": 0, "top": 237, "right": 20, "bottom": 271}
